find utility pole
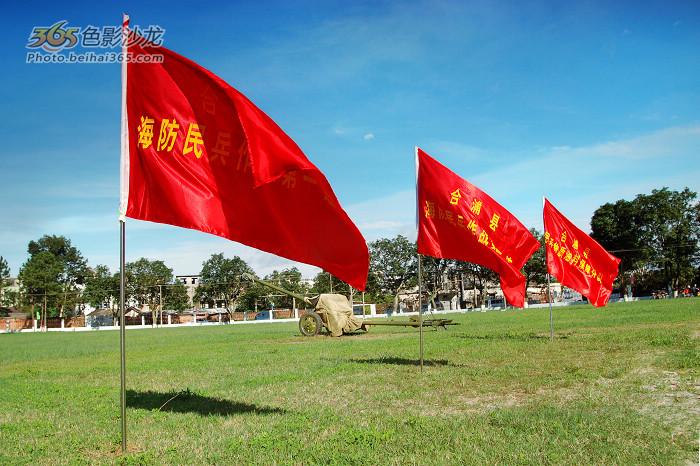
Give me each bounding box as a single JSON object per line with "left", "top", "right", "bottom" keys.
{"left": 158, "top": 284, "right": 163, "bottom": 327}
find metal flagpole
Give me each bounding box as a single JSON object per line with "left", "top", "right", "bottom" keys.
{"left": 418, "top": 253, "right": 424, "bottom": 373}
{"left": 543, "top": 197, "right": 553, "bottom": 343}
{"left": 119, "top": 221, "right": 127, "bottom": 453}
{"left": 547, "top": 272, "right": 554, "bottom": 342}
{"left": 414, "top": 147, "right": 424, "bottom": 373}
{"left": 119, "top": 13, "right": 129, "bottom": 453}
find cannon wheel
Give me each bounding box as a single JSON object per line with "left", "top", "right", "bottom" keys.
{"left": 299, "top": 311, "right": 323, "bottom": 336}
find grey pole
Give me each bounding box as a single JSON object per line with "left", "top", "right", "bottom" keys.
{"left": 547, "top": 273, "right": 554, "bottom": 342}
{"left": 418, "top": 254, "right": 423, "bottom": 373}
{"left": 119, "top": 220, "right": 127, "bottom": 452}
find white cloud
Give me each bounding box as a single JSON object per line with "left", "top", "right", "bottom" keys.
{"left": 118, "top": 231, "right": 323, "bottom": 279}
{"left": 345, "top": 190, "right": 416, "bottom": 241}
{"left": 350, "top": 124, "right": 700, "bottom": 237}
{"left": 358, "top": 220, "right": 404, "bottom": 231}
{"left": 364, "top": 133, "right": 374, "bottom": 140}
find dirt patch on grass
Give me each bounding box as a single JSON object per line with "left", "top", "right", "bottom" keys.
{"left": 449, "top": 385, "right": 583, "bottom": 415}
{"left": 639, "top": 369, "right": 700, "bottom": 436}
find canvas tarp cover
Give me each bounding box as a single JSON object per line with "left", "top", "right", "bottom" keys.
{"left": 314, "top": 294, "right": 366, "bottom": 337}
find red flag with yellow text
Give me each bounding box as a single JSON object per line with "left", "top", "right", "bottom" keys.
{"left": 416, "top": 148, "right": 540, "bottom": 307}
{"left": 543, "top": 198, "right": 620, "bottom": 307}
{"left": 119, "top": 24, "right": 369, "bottom": 290}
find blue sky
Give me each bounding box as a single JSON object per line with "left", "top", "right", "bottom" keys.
{"left": 1, "top": 0, "right": 698, "bottom": 280}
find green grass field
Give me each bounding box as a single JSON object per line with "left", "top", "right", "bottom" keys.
{"left": 1, "top": 299, "right": 698, "bottom": 465}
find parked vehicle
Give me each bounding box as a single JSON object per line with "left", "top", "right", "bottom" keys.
{"left": 254, "top": 310, "right": 272, "bottom": 320}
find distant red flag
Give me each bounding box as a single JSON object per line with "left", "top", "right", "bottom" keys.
{"left": 119, "top": 26, "right": 369, "bottom": 290}
{"left": 416, "top": 148, "right": 540, "bottom": 307}
{"left": 543, "top": 198, "right": 620, "bottom": 307}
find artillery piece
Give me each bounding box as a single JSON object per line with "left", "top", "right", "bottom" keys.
{"left": 243, "top": 273, "right": 459, "bottom": 337}
{"left": 242, "top": 273, "right": 366, "bottom": 336}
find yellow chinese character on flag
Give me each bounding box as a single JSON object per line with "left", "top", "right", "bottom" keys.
{"left": 471, "top": 198, "right": 482, "bottom": 215}
{"left": 561, "top": 231, "right": 568, "bottom": 243}
{"left": 449, "top": 189, "right": 462, "bottom": 205}
{"left": 489, "top": 213, "right": 500, "bottom": 231}
{"left": 583, "top": 247, "right": 590, "bottom": 259}
{"left": 184, "top": 123, "right": 205, "bottom": 158}
{"left": 478, "top": 230, "right": 489, "bottom": 245}
{"left": 137, "top": 116, "right": 155, "bottom": 149}
{"left": 572, "top": 239, "right": 579, "bottom": 250}
{"left": 425, "top": 200, "right": 435, "bottom": 218}
{"left": 467, "top": 219, "right": 478, "bottom": 235}
{"left": 157, "top": 118, "right": 179, "bottom": 152}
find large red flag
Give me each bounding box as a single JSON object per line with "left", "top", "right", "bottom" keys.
{"left": 543, "top": 198, "right": 620, "bottom": 307}
{"left": 119, "top": 23, "right": 369, "bottom": 290}
{"left": 416, "top": 148, "right": 540, "bottom": 307}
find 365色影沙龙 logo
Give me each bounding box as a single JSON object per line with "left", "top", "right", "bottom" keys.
{"left": 25, "top": 20, "right": 165, "bottom": 64}
{"left": 26, "top": 20, "right": 165, "bottom": 52}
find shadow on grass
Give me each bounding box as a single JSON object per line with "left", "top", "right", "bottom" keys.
{"left": 126, "top": 389, "right": 286, "bottom": 416}
{"left": 350, "top": 357, "right": 450, "bottom": 366}
{"left": 455, "top": 332, "right": 567, "bottom": 341}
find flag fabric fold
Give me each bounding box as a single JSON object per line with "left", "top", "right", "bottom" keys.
{"left": 543, "top": 198, "right": 620, "bottom": 307}
{"left": 120, "top": 27, "right": 369, "bottom": 290}
{"left": 416, "top": 148, "right": 540, "bottom": 307}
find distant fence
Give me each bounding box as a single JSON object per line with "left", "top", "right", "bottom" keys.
{"left": 1, "top": 318, "right": 33, "bottom": 331}
{"left": 1, "top": 317, "right": 85, "bottom": 331}
{"left": 1, "top": 309, "right": 300, "bottom": 332}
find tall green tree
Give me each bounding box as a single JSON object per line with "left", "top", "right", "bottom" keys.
{"left": 163, "top": 281, "right": 190, "bottom": 312}
{"left": 635, "top": 187, "right": 700, "bottom": 291}
{"left": 591, "top": 198, "right": 647, "bottom": 295}
{"left": 454, "top": 262, "right": 498, "bottom": 308}
{"left": 0, "top": 256, "right": 9, "bottom": 287}
{"left": 263, "top": 267, "right": 308, "bottom": 309}
{"left": 418, "top": 256, "right": 457, "bottom": 309}
{"left": 368, "top": 235, "right": 417, "bottom": 312}
{"left": 125, "top": 258, "right": 173, "bottom": 324}
{"left": 196, "top": 253, "right": 254, "bottom": 313}
{"left": 19, "top": 235, "right": 88, "bottom": 318}
{"left": 19, "top": 251, "right": 64, "bottom": 323}
{"left": 0, "top": 256, "right": 10, "bottom": 309}
{"left": 84, "top": 265, "right": 120, "bottom": 316}
{"left": 592, "top": 187, "right": 700, "bottom": 294}
{"left": 310, "top": 270, "right": 350, "bottom": 295}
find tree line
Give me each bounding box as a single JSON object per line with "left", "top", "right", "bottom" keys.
{"left": 2, "top": 187, "right": 698, "bottom": 319}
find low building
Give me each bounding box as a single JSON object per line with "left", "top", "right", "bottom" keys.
{"left": 176, "top": 275, "right": 201, "bottom": 309}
